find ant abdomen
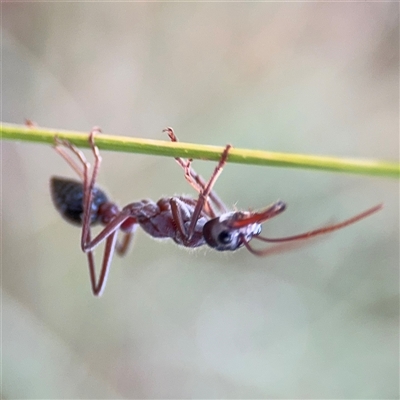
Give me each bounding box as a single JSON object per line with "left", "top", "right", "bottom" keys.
{"left": 50, "top": 177, "right": 108, "bottom": 226}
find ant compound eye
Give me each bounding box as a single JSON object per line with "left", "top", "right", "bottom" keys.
{"left": 217, "top": 230, "right": 232, "bottom": 244}
{"left": 203, "top": 217, "right": 241, "bottom": 251}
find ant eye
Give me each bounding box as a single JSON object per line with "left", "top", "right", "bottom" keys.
{"left": 203, "top": 217, "right": 241, "bottom": 251}
{"left": 217, "top": 230, "right": 232, "bottom": 244}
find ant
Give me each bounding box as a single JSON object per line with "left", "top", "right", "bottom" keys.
{"left": 51, "top": 127, "right": 382, "bottom": 296}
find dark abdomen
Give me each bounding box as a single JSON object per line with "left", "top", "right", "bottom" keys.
{"left": 50, "top": 177, "right": 108, "bottom": 226}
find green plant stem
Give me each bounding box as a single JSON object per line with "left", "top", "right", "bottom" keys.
{"left": 1, "top": 123, "right": 399, "bottom": 178}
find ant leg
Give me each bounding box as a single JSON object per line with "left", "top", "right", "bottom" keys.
{"left": 163, "top": 127, "right": 217, "bottom": 217}
{"left": 81, "top": 128, "right": 102, "bottom": 250}
{"left": 53, "top": 126, "right": 102, "bottom": 181}
{"left": 54, "top": 128, "right": 103, "bottom": 251}
{"left": 163, "top": 127, "right": 203, "bottom": 192}
{"left": 83, "top": 208, "right": 139, "bottom": 295}
{"left": 187, "top": 160, "right": 229, "bottom": 215}
{"left": 87, "top": 231, "right": 118, "bottom": 296}
{"left": 187, "top": 144, "right": 232, "bottom": 240}
{"left": 170, "top": 198, "right": 189, "bottom": 243}
{"left": 86, "top": 219, "right": 134, "bottom": 296}
{"left": 169, "top": 197, "right": 202, "bottom": 246}
{"left": 163, "top": 127, "right": 229, "bottom": 215}
{"left": 54, "top": 128, "right": 121, "bottom": 295}
{"left": 54, "top": 138, "right": 87, "bottom": 180}
{"left": 116, "top": 232, "right": 134, "bottom": 256}
{"left": 53, "top": 134, "right": 96, "bottom": 249}
{"left": 80, "top": 129, "right": 133, "bottom": 295}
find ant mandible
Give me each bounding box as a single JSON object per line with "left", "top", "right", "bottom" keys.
{"left": 51, "top": 127, "right": 382, "bottom": 296}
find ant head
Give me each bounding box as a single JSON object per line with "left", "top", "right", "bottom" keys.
{"left": 203, "top": 201, "right": 286, "bottom": 251}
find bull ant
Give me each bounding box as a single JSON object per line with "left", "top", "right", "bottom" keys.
{"left": 51, "top": 127, "right": 382, "bottom": 296}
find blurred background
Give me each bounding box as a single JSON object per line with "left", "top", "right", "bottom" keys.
{"left": 2, "top": 3, "right": 399, "bottom": 399}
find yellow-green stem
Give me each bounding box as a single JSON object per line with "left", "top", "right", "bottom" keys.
{"left": 1, "top": 123, "right": 399, "bottom": 178}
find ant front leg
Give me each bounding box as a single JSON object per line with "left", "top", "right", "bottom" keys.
{"left": 186, "top": 143, "right": 232, "bottom": 240}
{"left": 163, "top": 127, "right": 229, "bottom": 216}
